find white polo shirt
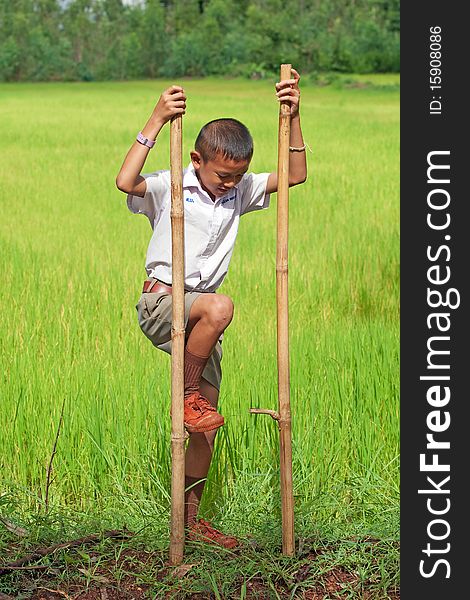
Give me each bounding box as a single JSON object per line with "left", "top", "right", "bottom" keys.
{"left": 127, "top": 163, "right": 271, "bottom": 292}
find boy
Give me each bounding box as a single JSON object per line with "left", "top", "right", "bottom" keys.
{"left": 116, "top": 70, "right": 307, "bottom": 548}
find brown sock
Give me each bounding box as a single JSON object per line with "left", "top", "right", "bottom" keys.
{"left": 184, "top": 348, "right": 209, "bottom": 399}
{"left": 184, "top": 475, "right": 206, "bottom": 527}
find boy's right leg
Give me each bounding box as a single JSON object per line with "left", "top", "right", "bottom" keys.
{"left": 184, "top": 377, "right": 218, "bottom": 527}
{"left": 184, "top": 377, "right": 238, "bottom": 549}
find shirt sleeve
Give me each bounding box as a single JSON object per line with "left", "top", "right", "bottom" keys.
{"left": 239, "top": 172, "right": 271, "bottom": 216}
{"left": 126, "top": 170, "right": 169, "bottom": 226}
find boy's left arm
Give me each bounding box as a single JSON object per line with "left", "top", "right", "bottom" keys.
{"left": 266, "top": 68, "right": 307, "bottom": 193}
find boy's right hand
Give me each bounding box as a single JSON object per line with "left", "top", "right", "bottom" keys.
{"left": 116, "top": 86, "right": 186, "bottom": 198}
{"left": 151, "top": 86, "right": 186, "bottom": 126}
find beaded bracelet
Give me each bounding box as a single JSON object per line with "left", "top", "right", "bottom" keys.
{"left": 289, "top": 142, "right": 312, "bottom": 153}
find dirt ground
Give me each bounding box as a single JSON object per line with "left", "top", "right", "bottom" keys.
{"left": 1, "top": 539, "right": 400, "bottom": 599}
{"left": 1, "top": 547, "right": 400, "bottom": 600}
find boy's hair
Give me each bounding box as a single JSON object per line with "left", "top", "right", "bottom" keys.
{"left": 195, "top": 118, "right": 253, "bottom": 163}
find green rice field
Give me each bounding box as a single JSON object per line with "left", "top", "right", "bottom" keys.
{"left": 0, "top": 76, "right": 399, "bottom": 596}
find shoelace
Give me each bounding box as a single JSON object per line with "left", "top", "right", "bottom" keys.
{"left": 189, "top": 520, "right": 238, "bottom": 547}
{"left": 196, "top": 519, "right": 227, "bottom": 538}
{"left": 187, "top": 394, "right": 216, "bottom": 413}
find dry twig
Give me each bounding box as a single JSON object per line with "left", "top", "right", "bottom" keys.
{"left": 45, "top": 397, "right": 66, "bottom": 512}
{"left": 0, "top": 529, "right": 133, "bottom": 576}
{"left": 0, "top": 516, "right": 29, "bottom": 537}
{"left": 39, "top": 588, "right": 71, "bottom": 599}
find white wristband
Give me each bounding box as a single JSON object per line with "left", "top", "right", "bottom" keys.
{"left": 136, "top": 131, "right": 156, "bottom": 148}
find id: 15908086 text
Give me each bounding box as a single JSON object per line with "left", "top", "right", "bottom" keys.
{"left": 429, "top": 26, "right": 443, "bottom": 115}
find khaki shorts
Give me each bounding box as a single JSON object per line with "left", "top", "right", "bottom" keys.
{"left": 135, "top": 289, "right": 223, "bottom": 391}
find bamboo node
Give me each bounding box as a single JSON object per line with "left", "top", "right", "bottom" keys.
{"left": 278, "top": 418, "right": 292, "bottom": 431}
{"left": 171, "top": 432, "right": 190, "bottom": 441}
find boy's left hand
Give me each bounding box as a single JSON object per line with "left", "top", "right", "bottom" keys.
{"left": 275, "top": 68, "right": 301, "bottom": 117}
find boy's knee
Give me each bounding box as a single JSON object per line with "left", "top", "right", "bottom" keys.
{"left": 205, "top": 294, "right": 234, "bottom": 330}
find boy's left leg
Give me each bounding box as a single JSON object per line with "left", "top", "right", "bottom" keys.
{"left": 141, "top": 289, "right": 229, "bottom": 433}
{"left": 182, "top": 293, "right": 233, "bottom": 433}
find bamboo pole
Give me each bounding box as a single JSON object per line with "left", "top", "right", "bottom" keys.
{"left": 248, "top": 63, "right": 295, "bottom": 554}
{"left": 277, "top": 63, "right": 295, "bottom": 556}
{"left": 169, "top": 114, "right": 185, "bottom": 565}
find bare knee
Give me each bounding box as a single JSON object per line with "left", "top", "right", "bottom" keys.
{"left": 204, "top": 295, "right": 234, "bottom": 332}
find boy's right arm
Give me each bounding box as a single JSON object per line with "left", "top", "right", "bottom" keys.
{"left": 115, "top": 86, "right": 186, "bottom": 198}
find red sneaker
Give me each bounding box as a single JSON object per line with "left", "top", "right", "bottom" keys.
{"left": 188, "top": 519, "right": 238, "bottom": 549}
{"left": 184, "top": 393, "right": 224, "bottom": 433}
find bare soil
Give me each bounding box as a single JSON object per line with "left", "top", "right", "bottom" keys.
{"left": 1, "top": 544, "right": 400, "bottom": 599}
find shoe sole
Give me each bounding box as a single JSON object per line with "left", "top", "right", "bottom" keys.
{"left": 189, "top": 537, "right": 238, "bottom": 549}
{"left": 187, "top": 532, "right": 238, "bottom": 549}
{"left": 184, "top": 419, "right": 225, "bottom": 434}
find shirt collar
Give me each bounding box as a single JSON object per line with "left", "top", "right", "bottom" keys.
{"left": 183, "top": 162, "right": 201, "bottom": 189}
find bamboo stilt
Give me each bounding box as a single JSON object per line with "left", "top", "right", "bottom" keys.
{"left": 277, "top": 63, "right": 295, "bottom": 556}
{"left": 249, "top": 64, "right": 295, "bottom": 556}
{"left": 169, "top": 114, "right": 185, "bottom": 565}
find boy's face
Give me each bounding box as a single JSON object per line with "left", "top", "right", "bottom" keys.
{"left": 191, "top": 151, "right": 251, "bottom": 200}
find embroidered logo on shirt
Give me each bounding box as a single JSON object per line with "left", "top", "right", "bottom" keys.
{"left": 221, "top": 195, "right": 235, "bottom": 205}
{"left": 185, "top": 197, "right": 195, "bottom": 203}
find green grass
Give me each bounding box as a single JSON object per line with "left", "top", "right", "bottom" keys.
{"left": 0, "top": 77, "right": 399, "bottom": 596}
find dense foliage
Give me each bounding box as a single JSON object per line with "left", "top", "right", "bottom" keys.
{"left": 0, "top": 0, "right": 399, "bottom": 82}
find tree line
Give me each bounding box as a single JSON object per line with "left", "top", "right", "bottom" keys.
{"left": 0, "top": 0, "right": 399, "bottom": 82}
